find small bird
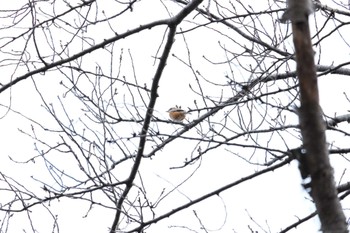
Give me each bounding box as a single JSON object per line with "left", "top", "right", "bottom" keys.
{"left": 167, "top": 106, "right": 187, "bottom": 122}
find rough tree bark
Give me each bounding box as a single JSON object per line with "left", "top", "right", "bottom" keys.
{"left": 284, "top": 0, "right": 348, "bottom": 232}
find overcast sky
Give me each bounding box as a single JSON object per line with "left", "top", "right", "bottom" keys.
{"left": 1, "top": 0, "right": 350, "bottom": 232}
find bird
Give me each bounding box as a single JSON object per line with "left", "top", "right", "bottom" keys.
{"left": 167, "top": 106, "right": 187, "bottom": 122}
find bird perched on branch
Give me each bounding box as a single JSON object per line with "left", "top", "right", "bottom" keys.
{"left": 167, "top": 106, "right": 187, "bottom": 122}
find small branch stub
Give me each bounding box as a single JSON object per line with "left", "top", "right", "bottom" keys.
{"left": 280, "top": 0, "right": 314, "bottom": 23}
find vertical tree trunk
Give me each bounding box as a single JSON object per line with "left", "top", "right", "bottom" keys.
{"left": 286, "top": 0, "right": 348, "bottom": 232}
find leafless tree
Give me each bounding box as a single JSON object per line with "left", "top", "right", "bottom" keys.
{"left": 1, "top": 0, "right": 350, "bottom": 232}
{"left": 284, "top": 0, "right": 347, "bottom": 232}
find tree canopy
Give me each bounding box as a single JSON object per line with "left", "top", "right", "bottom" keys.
{"left": 1, "top": 0, "right": 350, "bottom": 232}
